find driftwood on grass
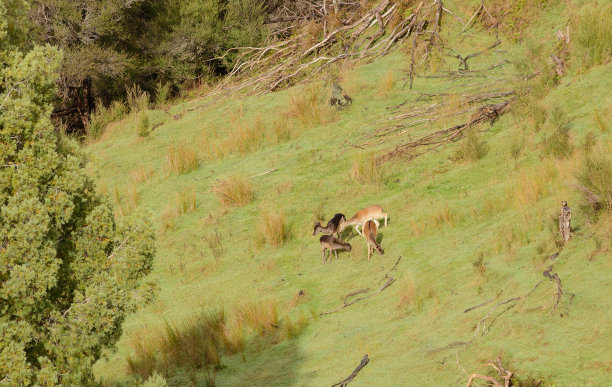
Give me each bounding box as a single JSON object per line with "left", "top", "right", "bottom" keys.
{"left": 331, "top": 354, "right": 369, "bottom": 387}
{"left": 466, "top": 357, "right": 513, "bottom": 387}
{"left": 320, "top": 256, "right": 401, "bottom": 316}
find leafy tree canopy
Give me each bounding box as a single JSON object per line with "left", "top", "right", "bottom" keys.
{"left": 0, "top": 2, "right": 156, "bottom": 385}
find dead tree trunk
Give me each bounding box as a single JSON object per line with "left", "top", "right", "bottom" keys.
{"left": 559, "top": 201, "right": 571, "bottom": 243}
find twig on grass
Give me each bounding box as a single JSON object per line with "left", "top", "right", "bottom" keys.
{"left": 331, "top": 354, "right": 369, "bottom": 387}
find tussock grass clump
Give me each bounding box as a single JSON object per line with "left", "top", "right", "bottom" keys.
{"left": 127, "top": 310, "right": 226, "bottom": 380}
{"left": 127, "top": 301, "right": 309, "bottom": 381}
{"left": 286, "top": 85, "right": 335, "bottom": 129}
{"left": 212, "top": 176, "right": 253, "bottom": 207}
{"left": 203, "top": 229, "right": 224, "bottom": 262}
{"left": 430, "top": 202, "right": 457, "bottom": 228}
{"left": 377, "top": 71, "right": 394, "bottom": 96}
{"left": 350, "top": 152, "right": 384, "bottom": 185}
{"left": 131, "top": 166, "right": 154, "bottom": 184}
{"left": 453, "top": 130, "right": 488, "bottom": 162}
{"left": 136, "top": 110, "right": 150, "bottom": 137}
{"left": 225, "top": 115, "right": 266, "bottom": 155}
{"left": 167, "top": 142, "right": 198, "bottom": 175}
{"left": 577, "top": 149, "right": 612, "bottom": 215}
{"left": 397, "top": 274, "right": 433, "bottom": 315}
{"left": 256, "top": 209, "right": 289, "bottom": 247}
{"left": 160, "top": 188, "right": 197, "bottom": 233}
{"left": 111, "top": 184, "right": 140, "bottom": 216}
{"left": 573, "top": 4, "right": 612, "bottom": 69}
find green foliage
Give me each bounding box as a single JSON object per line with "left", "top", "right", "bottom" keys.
{"left": 87, "top": 100, "right": 128, "bottom": 141}
{"left": 572, "top": 3, "right": 612, "bottom": 69}
{"left": 0, "top": 23, "right": 155, "bottom": 385}
{"left": 542, "top": 124, "right": 573, "bottom": 159}
{"left": 127, "top": 85, "right": 150, "bottom": 114}
{"left": 137, "top": 111, "right": 151, "bottom": 138}
{"left": 154, "top": 81, "right": 171, "bottom": 106}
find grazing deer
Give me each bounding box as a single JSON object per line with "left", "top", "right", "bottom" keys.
{"left": 339, "top": 205, "right": 388, "bottom": 236}
{"left": 319, "top": 235, "right": 351, "bottom": 264}
{"left": 363, "top": 220, "right": 383, "bottom": 261}
{"left": 313, "top": 213, "right": 346, "bottom": 239}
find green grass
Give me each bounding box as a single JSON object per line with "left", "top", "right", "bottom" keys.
{"left": 90, "top": 2, "right": 612, "bottom": 385}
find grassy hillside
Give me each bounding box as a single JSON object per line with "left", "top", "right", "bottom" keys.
{"left": 90, "top": 1, "right": 611, "bottom": 385}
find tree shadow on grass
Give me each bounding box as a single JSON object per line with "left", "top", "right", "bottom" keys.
{"left": 211, "top": 337, "right": 305, "bottom": 387}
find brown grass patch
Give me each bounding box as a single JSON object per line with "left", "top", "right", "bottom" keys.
{"left": 256, "top": 209, "right": 289, "bottom": 247}
{"left": 131, "top": 166, "right": 154, "bottom": 184}
{"left": 160, "top": 188, "right": 197, "bottom": 233}
{"left": 111, "top": 184, "right": 140, "bottom": 216}
{"left": 350, "top": 152, "right": 385, "bottom": 185}
{"left": 377, "top": 71, "right": 394, "bottom": 97}
{"left": 286, "top": 85, "right": 336, "bottom": 129}
{"left": 167, "top": 142, "right": 198, "bottom": 175}
{"left": 212, "top": 176, "right": 253, "bottom": 207}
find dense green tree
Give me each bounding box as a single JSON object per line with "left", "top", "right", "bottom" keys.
{"left": 0, "top": 2, "right": 156, "bottom": 385}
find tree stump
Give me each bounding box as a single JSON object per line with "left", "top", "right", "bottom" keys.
{"left": 329, "top": 82, "right": 352, "bottom": 109}
{"left": 559, "top": 201, "right": 571, "bottom": 242}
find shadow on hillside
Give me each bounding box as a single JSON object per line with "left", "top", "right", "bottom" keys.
{"left": 212, "top": 338, "right": 305, "bottom": 386}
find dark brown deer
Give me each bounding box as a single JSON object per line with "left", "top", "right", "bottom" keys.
{"left": 319, "top": 235, "right": 351, "bottom": 264}
{"left": 313, "top": 213, "right": 346, "bottom": 239}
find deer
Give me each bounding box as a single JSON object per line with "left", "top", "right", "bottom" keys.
{"left": 319, "top": 235, "right": 351, "bottom": 264}
{"left": 339, "top": 205, "right": 388, "bottom": 236}
{"left": 363, "top": 220, "right": 384, "bottom": 261}
{"left": 313, "top": 213, "right": 346, "bottom": 239}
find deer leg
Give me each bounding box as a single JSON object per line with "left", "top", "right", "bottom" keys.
{"left": 383, "top": 213, "right": 388, "bottom": 226}
{"left": 334, "top": 249, "right": 338, "bottom": 259}
{"left": 355, "top": 224, "right": 362, "bottom": 235}
{"left": 368, "top": 245, "right": 371, "bottom": 261}
{"left": 322, "top": 248, "right": 326, "bottom": 264}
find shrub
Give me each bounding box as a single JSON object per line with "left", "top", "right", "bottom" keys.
{"left": 573, "top": 4, "right": 612, "bottom": 69}
{"left": 155, "top": 80, "right": 171, "bottom": 106}
{"left": 127, "top": 84, "right": 150, "bottom": 113}
{"left": 211, "top": 176, "right": 253, "bottom": 207}
{"left": 167, "top": 142, "right": 198, "bottom": 175}
{"left": 577, "top": 150, "right": 612, "bottom": 214}
{"left": 137, "top": 110, "right": 150, "bottom": 137}
{"left": 257, "top": 209, "right": 289, "bottom": 247}
{"left": 453, "top": 130, "right": 488, "bottom": 162}
{"left": 350, "top": 152, "right": 385, "bottom": 184}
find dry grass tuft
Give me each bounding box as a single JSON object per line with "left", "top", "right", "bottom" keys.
{"left": 431, "top": 202, "right": 456, "bottom": 228}
{"left": 233, "top": 300, "right": 279, "bottom": 336}
{"left": 211, "top": 176, "right": 253, "bottom": 207}
{"left": 167, "top": 142, "right": 199, "bottom": 175}
{"left": 377, "top": 71, "right": 394, "bottom": 97}
{"left": 350, "top": 152, "right": 385, "bottom": 185}
{"left": 224, "top": 114, "right": 265, "bottom": 156}
{"left": 160, "top": 188, "right": 197, "bottom": 233}
{"left": 111, "top": 184, "right": 140, "bottom": 216}
{"left": 286, "top": 85, "right": 336, "bottom": 129}
{"left": 131, "top": 166, "right": 154, "bottom": 184}
{"left": 256, "top": 209, "right": 289, "bottom": 247}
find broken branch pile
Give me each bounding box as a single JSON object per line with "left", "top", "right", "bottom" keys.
{"left": 208, "top": 0, "right": 445, "bottom": 96}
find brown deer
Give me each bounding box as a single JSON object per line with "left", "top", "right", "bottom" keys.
{"left": 319, "top": 235, "right": 351, "bottom": 264}
{"left": 363, "top": 220, "right": 383, "bottom": 261}
{"left": 313, "top": 213, "right": 346, "bottom": 239}
{"left": 339, "top": 205, "right": 388, "bottom": 236}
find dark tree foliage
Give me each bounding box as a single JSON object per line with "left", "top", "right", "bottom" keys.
{"left": 1, "top": 2, "right": 156, "bottom": 384}
{"left": 26, "top": 0, "right": 269, "bottom": 133}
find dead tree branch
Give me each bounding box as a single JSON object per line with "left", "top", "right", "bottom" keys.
{"left": 331, "top": 354, "right": 369, "bottom": 387}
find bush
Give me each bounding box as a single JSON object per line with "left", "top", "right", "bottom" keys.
{"left": 211, "top": 176, "right": 253, "bottom": 207}
{"left": 155, "top": 81, "right": 171, "bottom": 106}
{"left": 137, "top": 110, "right": 150, "bottom": 137}
{"left": 350, "top": 152, "right": 384, "bottom": 184}
{"left": 453, "top": 130, "right": 488, "bottom": 162}
{"left": 127, "top": 84, "right": 150, "bottom": 113}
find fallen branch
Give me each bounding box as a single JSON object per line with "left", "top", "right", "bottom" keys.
{"left": 466, "top": 357, "right": 512, "bottom": 387}
{"left": 331, "top": 354, "right": 369, "bottom": 387}
{"left": 320, "top": 276, "right": 394, "bottom": 316}
{"left": 250, "top": 168, "right": 278, "bottom": 178}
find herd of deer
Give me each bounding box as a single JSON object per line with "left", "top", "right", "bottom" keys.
{"left": 313, "top": 205, "right": 388, "bottom": 264}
